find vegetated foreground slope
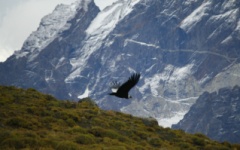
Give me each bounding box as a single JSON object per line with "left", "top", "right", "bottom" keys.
{"left": 0, "top": 86, "right": 239, "bottom": 150}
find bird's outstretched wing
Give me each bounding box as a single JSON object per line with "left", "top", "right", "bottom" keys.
{"left": 110, "top": 81, "right": 121, "bottom": 93}
{"left": 117, "top": 73, "right": 140, "bottom": 95}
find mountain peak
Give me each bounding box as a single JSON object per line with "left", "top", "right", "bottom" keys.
{"left": 0, "top": 0, "right": 240, "bottom": 131}
{"left": 67, "top": 0, "right": 140, "bottom": 82}
{"left": 14, "top": 0, "right": 93, "bottom": 61}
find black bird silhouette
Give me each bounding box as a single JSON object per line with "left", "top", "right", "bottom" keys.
{"left": 109, "top": 73, "right": 140, "bottom": 99}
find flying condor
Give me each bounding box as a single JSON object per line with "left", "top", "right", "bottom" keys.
{"left": 109, "top": 73, "right": 140, "bottom": 99}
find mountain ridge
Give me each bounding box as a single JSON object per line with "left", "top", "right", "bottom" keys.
{"left": 173, "top": 85, "right": 240, "bottom": 143}
{"left": 0, "top": 0, "right": 239, "bottom": 128}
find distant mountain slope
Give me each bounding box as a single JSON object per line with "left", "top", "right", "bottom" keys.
{"left": 173, "top": 85, "right": 240, "bottom": 143}
{"left": 1, "top": 86, "right": 240, "bottom": 149}
{"left": 0, "top": 0, "right": 239, "bottom": 127}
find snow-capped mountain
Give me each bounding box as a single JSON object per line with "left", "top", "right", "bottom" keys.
{"left": 0, "top": 0, "right": 240, "bottom": 129}
{"left": 172, "top": 85, "right": 240, "bottom": 143}
{"left": 15, "top": 0, "right": 89, "bottom": 61}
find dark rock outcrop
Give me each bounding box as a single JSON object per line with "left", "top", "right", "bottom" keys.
{"left": 173, "top": 85, "right": 240, "bottom": 143}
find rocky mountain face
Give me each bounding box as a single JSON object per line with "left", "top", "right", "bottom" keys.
{"left": 0, "top": 0, "right": 240, "bottom": 128}
{"left": 173, "top": 85, "right": 240, "bottom": 143}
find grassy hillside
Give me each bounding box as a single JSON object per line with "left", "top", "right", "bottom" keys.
{"left": 0, "top": 86, "right": 239, "bottom": 150}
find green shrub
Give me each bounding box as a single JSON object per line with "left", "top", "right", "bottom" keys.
{"left": 232, "top": 144, "right": 240, "bottom": 150}
{"left": 1, "top": 136, "right": 39, "bottom": 149}
{"left": 42, "top": 116, "right": 56, "bottom": 123}
{"left": 89, "top": 127, "right": 128, "bottom": 142}
{"left": 66, "top": 118, "right": 76, "bottom": 127}
{"left": 133, "top": 145, "right": 146, "bottom": 150}
{"left": 61, "top": 101, "right": 77, "bottom": 109}
{"left": 56, "top": 141, "right": 80, "bottom": 150}
{"left": 102, "top": 146, "right": 127, "bottom": 150}
{"left": 45, "top": 94, "right": 56, "bottom": 101}
{"left": 0, "top": 130, "right": 11, "bottom": 142}
{"left": 92, "top": 117, "right": 110, "bottom": 127}
{"left": 178, "top": 142, "right": 192, "bottom": 149}
{"left": 67, "top": 126, "right": 87, "bottom": 134}
{"left": 134, "top": 131, "right": 149, "bottom": 140}
{"left": 75, "top": 134, "right": 96, "bottom": 145}
{"left": 5, "top": 117, "right": 29, "bottom": 128}
{"left": 204, "top": 144, "right": 230, "bottom": 150}
{"left": 1, "top": 137, "right": 25, "bottom": 149}
{"left": 90, "top": 127, "right": 116, "bottom": 138}
{"left": 88, "top": 127, "right": 101, "bottom": 137}
{"left": 192, "top": 136, "right": 205, "bottom": 146}
{"left": 149, "top": 138, "right": 162, "bottom": 147}
{"left": 78, "top": 98, "right": 98, "bottom": 109}
{"left": 142, "top": 118, "right": 158, "bottom": 127}
{"left": 194, "top": 132, "right": 208, "bottom": 139}
{"left": 221, "top": 141, "right": 231, "bottom": 148}
{"left": 110, "top": 120, "right": 126, "bottom": 130}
